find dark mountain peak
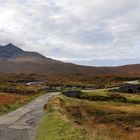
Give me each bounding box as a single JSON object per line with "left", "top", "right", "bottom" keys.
{"left": 0, "top": 43, "right": 25, "bottom": 59}
{"left": 2, "top": 43, "right": 24, "bottom": 52}
{"left": 5, "top": 43, "right": 16, "bottom": 47}
{"left": 0, "top": 43, "right": 46, "bottom": 60}
{"left": 0, "top": 44, "right": 139, "bottom": 76}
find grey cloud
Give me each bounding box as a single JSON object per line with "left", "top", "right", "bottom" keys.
{"left": 0, "top": 0, "right": 139, "bottom": 66}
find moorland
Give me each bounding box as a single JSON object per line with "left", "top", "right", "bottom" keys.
{"left": 0, "top": 44, "right": 140, "bottom": 140}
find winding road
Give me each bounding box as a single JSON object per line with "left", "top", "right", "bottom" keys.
{"left": 0, "top": 92, "right": 59, "bottom": 140}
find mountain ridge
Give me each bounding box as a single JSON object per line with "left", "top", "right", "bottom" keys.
{"left": 0, "top": 43, "right": 46, "bottom": 60}
{"left": 0, "top": 43, "right": 139, "bottom": 77}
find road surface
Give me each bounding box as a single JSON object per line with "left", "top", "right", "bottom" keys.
{"left": 124, "top": 80, "right": 140, "bottom": 84}
{"left": 0, "top": 92, "right": 59, "bottom": 140}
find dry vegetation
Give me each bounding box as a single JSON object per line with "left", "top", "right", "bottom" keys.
{"left": 0, "top": 73, "right": 140, "bottom": 139}
{"left": 0, "top": 74, "right": 47, "bottom": 115}
{"left": 0, "top": 93, "right": 34, "bottom": 115}
{"left": 37, "top": 92, "right": 140, "bottom": 140}
{"left": 0, "top": 93, "right": 28, "bottom": 106}
{"left": 0, "top": 73, "right": 139, "bottom": 89}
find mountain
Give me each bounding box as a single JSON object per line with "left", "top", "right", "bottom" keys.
{"left": 0, "top": 43, "right": 46, "bottom": 61}
{"left": 0, "top": 43, "right": 139, "bottom": 77}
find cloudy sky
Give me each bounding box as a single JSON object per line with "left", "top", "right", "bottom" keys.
{"left": 0, "top": 0, "right": 140, "bottom": 66}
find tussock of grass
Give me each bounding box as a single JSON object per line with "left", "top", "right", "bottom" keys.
{"left": 64, "top": 95, "right": 140, "bottom": 140}
{"left": 37, "top": 111, "right": 86, "bottom": 140}
{"left": 63, "top": 89, "right": 140, "bottom": 104}
{"left": 36, "top": 95, "right": 111, "bottom": 140}
{"left": 37, "top": 94, "right": 140, "bottom": 140}
{"left": 0, "top": 93, "right": 41, "bottom": 115}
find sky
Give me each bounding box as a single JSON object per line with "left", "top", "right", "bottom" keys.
{"left": 0, "top": 0, "right": 140, "bottom": 66}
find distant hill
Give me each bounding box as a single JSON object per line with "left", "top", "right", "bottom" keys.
{"left": 0, "top": 43, "right": 47, "bottom": 61}
{"left": 0, "top": 43, "right": 139, "bottom": 77}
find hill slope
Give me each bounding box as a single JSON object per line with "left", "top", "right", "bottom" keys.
{"left": 0, "top": 43, "right": 139, "bottom": 77}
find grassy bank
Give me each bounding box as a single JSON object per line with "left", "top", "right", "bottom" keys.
{"left": 0, "top": 92, "right": 43, "bottom": 115}
{"left": 36, "top": 95, "right": 111, "bottom": 140}
{"left": 63, "top": 89, "right": 140, "bottom": 104}
{"left": 0, "top": 77, "right": 48, "bottom": 115}
{"left": 37, "top": 110, "right": 86, "bottom": 140}
{"left": 37, "top": 93, "right": 140, "bottom": 140}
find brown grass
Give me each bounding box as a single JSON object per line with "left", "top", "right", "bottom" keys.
{"left": 0, "top": 93, "right": 28, "bottom": 106}
{"left": 48, "top": 95, "right": 140, "bottom": 140}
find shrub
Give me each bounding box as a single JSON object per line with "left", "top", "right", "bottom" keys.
{"left": 108, "top": 94, "right": 127, "bottom": 102}
{"left": 62, "top": 91, "right": 127, "bottom": 103}
{"left": 62, "top": 90, "right": 82, "bottom": 98}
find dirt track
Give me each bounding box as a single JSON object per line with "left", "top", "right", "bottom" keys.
{"left": 0, "top": 92, "right": 59, "bottom": 140}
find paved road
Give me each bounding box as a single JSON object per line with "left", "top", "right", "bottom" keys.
{"left": 0, "top": 92, "right": 59, "bottom": 140}
{"left": 124, "top": 80, "right": 140, "bottom": 84}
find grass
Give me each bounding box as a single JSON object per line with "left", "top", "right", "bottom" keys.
{"left": 36, "top": 95, "right": 111, "bottom": 140}
{"left": 36, "top": 98, "right": 87, "bottom": 140}
{"left": 0, "top": 77, "right": 49, "bottom": 115}
{"left": 0, "top": 93, "right": 28, "bottom": 115}
{"left": 65, "top": 95, "right": 140, "bottom": 140}
{"left": 37, "top": 93, "right": 140, "bottom": 140}
{"left": 82, "top": 89, "right": 112, "bottom": 96}
{"left": 0, "top": 92, "right": 43, "bottom": 115}
{"left": 79, "top": 89, "right": 140, "bottom": 103}
{"left": 37, "top": 111, "right": 86, "bottom": 140}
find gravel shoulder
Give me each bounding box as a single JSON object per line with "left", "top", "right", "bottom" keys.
{"left": 0, "top": 92, "right": 59, "bottom": 140}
